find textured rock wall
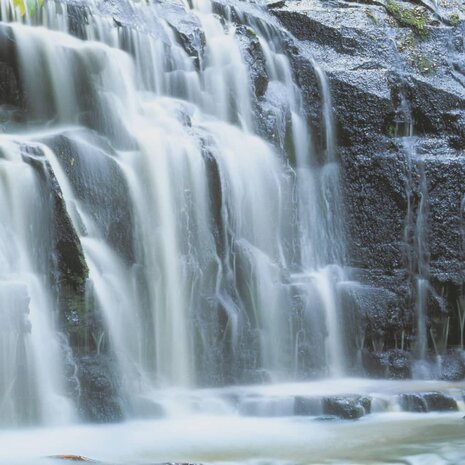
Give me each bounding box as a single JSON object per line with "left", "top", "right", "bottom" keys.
{"left": 271, "top": 0, "right": 465, "bottom": 377}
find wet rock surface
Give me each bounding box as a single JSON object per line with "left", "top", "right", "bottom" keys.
{"left": 323, "top": 395, "right": 371, "bottom": 419}
{"left": 270, "top": 0, "right": 465, "bottom": 372}
{"left": 399, "top": 393, "right": 429, "bottom": 412}
{"left": 400, "top": 390, "right": 459, "bottom": 412}
{"left": 76, "top": 354, "right": 124, "bottom": 422}
{"left": 20, "top": 142, "right": 123, "bottom": 423}
{"left": 422, "top": 391, "right": 459, "bottom": 411}
{"left": 363, "top": 349, "right": 412, "bottom": 379}
{"left": 40, "top": 130, "right": 135, "bottom": 263}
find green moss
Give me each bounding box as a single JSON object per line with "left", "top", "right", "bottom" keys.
{"left": 365, "top": 8, "right": 378, "bottom": 24}
{"left": 398, "top": 32, "right": 417, "bottom": 53}
{"left": 386, "top": 0, "right": 429, "bottom": 40}
{"left": 13, "top": 0, "right": 44, "bottom": 16}
{"left": 245, "top": 26, "right": 257, "bottom": 39}
{"left": 449, "top": 13, "right": 460, "bottom": 27}
{"left": 404, "top": 32, "right": 417, "bottom": 48}
{"left": 415, "top": 54, "right": 437, "bottom": 75}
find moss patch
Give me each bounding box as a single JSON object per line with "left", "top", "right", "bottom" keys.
{"left": 365, "top": 8, "right": 378, "bottom": 24}
{"left": 386, "top": 0, "right": 429, "bottom": 40}
{"left": 449, "top": 13, "right": 459, "bottom": 27}
{"left": 414, "top": 54, "right": 438, "bottom": 75}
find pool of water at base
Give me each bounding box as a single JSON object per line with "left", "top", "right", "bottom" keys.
{"left": 0, "top": 379, "right": 464, "bottom": 465}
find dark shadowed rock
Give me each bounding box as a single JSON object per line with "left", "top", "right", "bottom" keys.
{"left": 363, "top": 349, "right": 412, "bottom": 379}
{"left": 159, "top": 0, "right": 205, "bottom": 68}
{"left": 20, "top": 141, "right": 123, "bottom": 423}
{"left": 76, "top": 354, "right": 124, "bottom": 422}
{"left": 271, "top": 0, "right": 465, "bottom": 363}
{"left": 438, "top": 351, "right": 465, "bottom": 381}
{"left": 236, "top": 25, "right": 269, "bottom": 98}
{"left": 422, "top": 392, "right": 458, "bottom": 411}
{"left": 40, "top": 130, "right": 135, "bottom": 264}
{"left": 322, "top": 395, "right": 371, "bottom": 419}
{"left": 399, "top": 393, "right": 428, "bottom": 412}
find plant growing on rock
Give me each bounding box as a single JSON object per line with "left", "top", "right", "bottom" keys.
{"left": 385, "top": 0, "right": 429, "bottom": 40}
{"left": 12, "top": 0, "right": 43, "bottom": 16}
{"left": 365, "top": 8, "right": 378, "bottom": 24}
{"left": 413, "top": 54, "right": 438, "bottom": 75}
{"left": 449, "top": 12, "right": 459, "bottom": 27}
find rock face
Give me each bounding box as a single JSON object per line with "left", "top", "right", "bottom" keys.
{"left": 20, "top": 143, "right": 123, "bottom": 422}
{"left": 270, "top": 0, "right": 465, "bottom": 375}
{"left": 323, "top": 395, "right": 371, "bottom": 419}
{"left": 400, "top": 391, "right": 458, "bottom": 411}
{"left": 76, "top": 354, "right": 123, "bottom": 422}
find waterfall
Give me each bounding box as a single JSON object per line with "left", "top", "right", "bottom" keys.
{"left": 399, "top": 100, "right": 445, "bottom": 376}
{"left": 404, "top": 136, "right": 430, "bottom": 364}
{"left": 0, "top": 139, "right": 75, "bottom": 426}
{"left": 0, "top": 0, "right": 348, "bottom": 424}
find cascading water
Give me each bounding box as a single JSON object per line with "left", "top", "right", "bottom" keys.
{"left": 403, "top": 136, "right": 429, "bottom": 365}
{"left": 397, "top": 94, "right": 430, "bottom": 371}
{"left": 0, "top": 139, "right": 75, "bottom": 426}
{"left": 398, "top": 93, "right": 452, "bottom": 377}
{"left": 0, "top": 1, "right": 464, "bottom": 464}
{"left": 0, "top": 0, "right": 350, "bottom": 420}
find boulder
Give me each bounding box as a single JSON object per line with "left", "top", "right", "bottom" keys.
{"left": 423, "top": 392, "right": 458, "bottom": 411}
{"left": 322, "top": 395, "right": 371, "bottom": 419}
{"left": 363, "top": 349, "right": 412, "bottom": 379}
{"left": 399, "top": 393, "right": 428, "bottom": 412}
{"left": 76, "top": 354, "right": 124, "bottom": 422}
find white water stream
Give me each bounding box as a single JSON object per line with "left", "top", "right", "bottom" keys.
{"left": 1, "top": 0, "right": 348, "bottom": 398}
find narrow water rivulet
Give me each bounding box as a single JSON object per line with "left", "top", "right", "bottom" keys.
{"left": 0, "top": 0, "right": 464, "bottom": 463}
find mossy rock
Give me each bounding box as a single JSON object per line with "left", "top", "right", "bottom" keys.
{"left": 385, "top": 0, "right": 429, "bottom": 40}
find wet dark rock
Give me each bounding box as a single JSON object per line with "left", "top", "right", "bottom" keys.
{"left": 271, "top": 0, "right": 465, "bottom": 360}
{"left": 161, "top": 1, "right": 205, "bottom": 68}
{"left": 322, "top": 395, "right": 371, "bottom": 419}
{"left": 439, "top": 351, "right": 465, "bottom": 381}
{"left": 363, "top": 349, "right": 412, "bottom": 379}
{"left": 313, "top": 415, "right": 339, "bottom": 421}
{"left": 67, "top": 4, "right": 90, "bottom": 40}
{"left": 275, "top": 9, "right": 361, "bottom": 56}
{"left": 267, "top": 1, "right": 287, "bottom": 9}
{"left": 399, "top": 393, "right": 428, "bottom": 412}
{"left": 341, "top": 283, "right": 405, "bottom": 347}
{"left": 0, "top": 62, "right": 21, "bottom": 109}
{"left": 20, "top": 142, "right": 124, "bottom": 423}
{"left": 236, "top": 25, "right": 269, "bottom": 98}
{"left": 256, "top": 81, "right": 292, "bottom": 150}
{"left": 40, "top": 130, "right": 135, "bottom": 264}
{"left": 20, "top": 144, "right": 88, "bottom": 294}
{"left": 75, "top": 354, "right": 124, "bottom": 422}
{"left": 422, "top": 392, "right": 458, "bottom": 411}
{"left": 0, "top": 25, "right": 25, "bottom": 121}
